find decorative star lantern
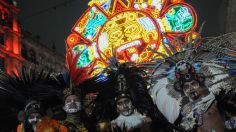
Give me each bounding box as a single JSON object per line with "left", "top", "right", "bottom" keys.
{"left": 66, "top": 0, "right": 198, "bottom": 77}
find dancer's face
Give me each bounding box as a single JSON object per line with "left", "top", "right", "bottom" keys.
{"left": 116, "top": 97, "right": 134, "bottom": 116}
{"left": 83, "top": 94, "right": 97, "bottom": 108}
{"left": 183, "top": 80, "right": 204, "bottom": 101}
{"left": 28, "top": 112, "right": 42, "bottom": 125}
{"left": 64, "top": 95, "right": 81, "bottom": 113}
{"left": 83, "top": 94, "right": 97, "bottom": 116}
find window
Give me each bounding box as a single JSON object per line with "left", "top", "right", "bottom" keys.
{"left": 28, "top": 49, "right": 36, "bottom": 64}
{"left": 0, "top": 33, "right": 4, "bottom": 45}
{"left": 0, "top": 57, "right": 4, "bottom": 71}
{"left": 21, "top": 44, "right": 28, "bottom": 59}
{"left": 0, "top": 10, "right": 3, "bottom": 26}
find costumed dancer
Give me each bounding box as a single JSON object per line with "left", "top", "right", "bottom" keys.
{"left": 81, "top": 92, "right": 99, "bottom": 131}
{"left": 91, "top": 54, "right": 164, "bottom": 132}
{"left": 59, "top": 47, "right": 99, "bottom": 132}
{"left": 150, "top": 32, "right": 236, "bottom": 131}
{"left": 60, "top": 81, "right": 88, "bottom": 132}
{"left": 0, "top": 68, "right": 67, "bottom": 132}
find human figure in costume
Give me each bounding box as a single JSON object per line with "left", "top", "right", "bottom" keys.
{"left": 0, "top": 68, "right": 67, "bottom": 132}
{"left": 17, "top": 100, "right": 67, "bottom": 132}
{"left": 91, "top": 56, "right": 166, "bottom": 132}
{"left": 60, "top": 89, "right": 88, "bottom": 132}
{"left": 82, "top": 93, "right": 97, "bottom": 117}
{"left": 222, "top": 92, "right": 236, "bottom": 131}
{"left": 110, "top": 74, "right": 152, "bottom": 132}
{"left": 173, "top": 61, "right": 225, "bottom": 131}
{"left": 59, "top": 47, "right": 100, "bottom": 132}
{"left": 81, "top": 92, "right": 99, "bottom": 131}
{"left": 150, "top": 32, "right": 236, "bottom": 131}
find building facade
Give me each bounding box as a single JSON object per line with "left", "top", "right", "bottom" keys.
{"left": 0, "top": 0, "right": 65, "bottom": 74}
{"left": 0, "top": 0, "right": 22, "bottom": 74}
{"left": 21, "top": 30, "right": 65, "bottom": 73}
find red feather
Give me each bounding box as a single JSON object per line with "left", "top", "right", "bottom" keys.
{"left": 65, "top": 46, "right": 92, "bottom": 87}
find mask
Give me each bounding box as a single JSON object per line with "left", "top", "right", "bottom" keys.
{"left": 64, "top": 101, "right": 81, "bottom": 113}
{"left": 27, "top": 113, "right": 42, "bottom": 125}
{"left": 116, "top": 97, "right": 134, "bottom": 116}
{"left": 183, "top": 80, "right": 204, "bottom": 101}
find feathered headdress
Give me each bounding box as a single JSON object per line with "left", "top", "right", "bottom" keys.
{"left": 90, "top": 52, "right": 156, "bottom": 122}
{"left": 0, "top": 68, "right": 62, "bottom": 131}
{"left": 151, "top": 31, "right": 236, "bottom": 97}
{"left": 64, "top": 46, "right": 93, "bottom": 98}
{"left": 149, "top": 31, "right": 236, "bottom": 125}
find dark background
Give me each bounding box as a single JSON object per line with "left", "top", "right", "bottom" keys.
{"left": 17, "top": 0, "right": 225, "bottom": 54}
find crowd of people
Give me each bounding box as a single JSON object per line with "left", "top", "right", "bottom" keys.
{"left": 0, "top": 32, "right": 236, "bottom": 132}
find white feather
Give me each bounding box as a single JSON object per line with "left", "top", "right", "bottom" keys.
{"left": 111, "top": 112, "right": 145, "bottom": 131}
{"left": 150, "top": 78, "right": 181, "bottom": 123}
{"left": 203, "top": 62, "right": 229, "bottom": 94}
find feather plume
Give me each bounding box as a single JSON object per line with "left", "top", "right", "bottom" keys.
{"left": 65, "top": 46, "right": 92, "bottom": 87}
{"left": 0, "top": 68, "right": 62, "bottom": 131}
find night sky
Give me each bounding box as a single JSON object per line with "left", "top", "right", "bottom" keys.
{"left": 17, "top": 0, "right": 224, "bottom": 54}
{"left": 18, "top": 0, "right": 88, "bottom": 54}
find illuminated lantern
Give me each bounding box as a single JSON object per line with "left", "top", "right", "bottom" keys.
{"left": 66, "top": 0, "right": 198, "bottom": 77}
